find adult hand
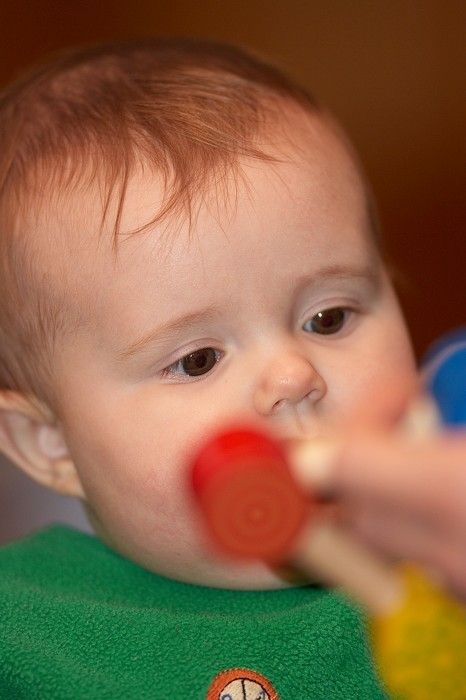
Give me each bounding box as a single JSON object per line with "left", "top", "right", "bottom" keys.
{"left": 291, "top": 428, "right": 466, "bottom": 601}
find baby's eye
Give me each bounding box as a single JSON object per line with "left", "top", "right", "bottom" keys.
{"left": 303, "top": 307, "right": 349, "bottom": 335}
{"left": 162, "top": 347, "right": 221, "bottom": 380}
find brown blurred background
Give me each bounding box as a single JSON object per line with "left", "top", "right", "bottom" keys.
{"left": 0, "top": 0, "right": 464, "bottom": 542}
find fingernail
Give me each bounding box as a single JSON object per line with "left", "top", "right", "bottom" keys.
{"left": 288, "top": 438, "right": 339, "bottom": 492}
{"left": 401, "top": 395, "right": 441, "bottom": 439}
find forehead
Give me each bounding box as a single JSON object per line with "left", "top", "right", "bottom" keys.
{"left": 33, "top": 110, "right": 375, "bottom": 332}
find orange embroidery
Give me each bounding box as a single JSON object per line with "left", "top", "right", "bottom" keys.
{"left": 206, "top": 667, "right": 279, "bottom": 700}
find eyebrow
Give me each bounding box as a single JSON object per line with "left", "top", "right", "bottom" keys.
{"left": 117, "top": 305, "right": 220, "bottom": 361}
{"left": 294, "top": 262, "right": 380, "bottom": 294}
{"left": 117, "top": 263, "right": 380, "bottom": 362}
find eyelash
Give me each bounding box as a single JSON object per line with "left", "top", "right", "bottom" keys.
{"left": 302, "top": 306, "right": 353, "bottom": 335}
{"left": 160, "top": 348, "right": 223, "bottom": 382}
{"left": 160, "top": 306, "right": 354, "bottom": 382}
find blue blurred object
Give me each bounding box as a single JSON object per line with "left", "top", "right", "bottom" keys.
{"left": 423, "top": 327, "right": 466, "bottom": 427}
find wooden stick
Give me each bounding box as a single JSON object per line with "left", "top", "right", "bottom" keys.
{"left": 291, "top": 520, "right": 403, "bottom": 614}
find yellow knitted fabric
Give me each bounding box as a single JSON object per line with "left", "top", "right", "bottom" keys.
{"left": 370, "top": 564, "right": 466, "bottom": 700}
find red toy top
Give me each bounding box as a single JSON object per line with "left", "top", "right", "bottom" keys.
{"left": 191, "top": 426, "right": 316, "bottom": 563}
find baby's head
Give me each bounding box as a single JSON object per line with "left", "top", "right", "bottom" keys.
{"left": 0, "top": 39, "right": 415, "bottom": 588}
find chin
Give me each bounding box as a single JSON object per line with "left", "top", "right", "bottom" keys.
{"left": 153, "top": 558, "right": 313, "bottom": 590}
{"left": 92, "top": 516, "right": 312, "bottom": 590}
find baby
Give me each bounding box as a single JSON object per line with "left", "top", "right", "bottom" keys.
{"left": 0, "top": 39, "right": 416, "bottom": 698}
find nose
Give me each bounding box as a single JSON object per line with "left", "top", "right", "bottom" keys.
{"left": 253, "top": 344, "right": 327, "bottom": 417}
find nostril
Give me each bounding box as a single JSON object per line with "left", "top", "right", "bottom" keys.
{"left": 272, "top": 399, "right": 285, "bottom": 412}
{"left": 306, "top": 388, "right": 322, "bottom": 402}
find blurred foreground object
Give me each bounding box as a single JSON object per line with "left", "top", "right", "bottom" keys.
{"left": 423, "top": 326, "right": 466, "bottom": 426}
{"left": 191, "top": 330, "right": 466, "bottom": 698}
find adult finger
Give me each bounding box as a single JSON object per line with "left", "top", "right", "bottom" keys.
{"left": 291, "top": 431, "right": 466, "bottom": 527}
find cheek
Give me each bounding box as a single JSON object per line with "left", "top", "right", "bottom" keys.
{"left": 337, "top": 342, "right": 417, "bottom": 427}
{"left": 72, "top": 415, "right": 178, "bottom": 510}
{"left": 61, "top": 387, "right": 219, "bottom": 529}
{"left": 350, "top": 374, "right": 415, "bottom": 426}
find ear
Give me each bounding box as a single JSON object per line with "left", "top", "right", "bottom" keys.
{"left": 0, "top": 390, "right": 85, "bottom": 498}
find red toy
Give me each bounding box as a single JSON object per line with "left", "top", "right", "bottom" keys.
{"left": 190, "top": 423, "right": 466, "bottom": 700}
{"left": 191, "top": 426, "right": 314, "bottom": 563}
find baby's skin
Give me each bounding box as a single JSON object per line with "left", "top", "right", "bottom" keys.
{"left": 0, "top": 107, "right": 416, "bottom": 588}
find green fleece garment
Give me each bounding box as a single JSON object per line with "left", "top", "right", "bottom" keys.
{"left": 0, "top": 525, "right": 388, "bottom": 699}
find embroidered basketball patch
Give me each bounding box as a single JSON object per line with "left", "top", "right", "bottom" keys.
{"left": 206, "top": 667, "right": 279, "bottom": 700}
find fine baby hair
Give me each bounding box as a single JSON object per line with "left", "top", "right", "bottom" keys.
{"left": 0, "top": 37, "right": 322, "bottom": 407}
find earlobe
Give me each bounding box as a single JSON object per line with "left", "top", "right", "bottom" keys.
{"left": 46, "top": 456, "right": 86, "bottom": 499}
{"left": 0, "top": 390, "right": 85, "bottom": 499}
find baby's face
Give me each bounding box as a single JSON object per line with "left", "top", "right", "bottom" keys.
{"left": 48, "top": 113, "right": 415, "bottom": 587}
